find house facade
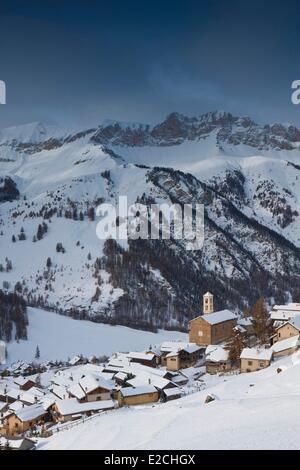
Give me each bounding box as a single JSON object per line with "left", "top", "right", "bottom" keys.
{"left": 51, "top": 399, "right": 115, "bottom": 423}
{"left": 240, "top": 348, "right": 273, "bottom": 373}
{"left": 118, "top": 386, "right": 159, "bottom": 406}
{"left": 2, "top": 405, "right": 47, "bottom": 436}
{"left": 271, "top": 319, "right": 300, "bottom": 345}
{"left": 127, "top": 352, "right": 157, "bottom": 368}
{"left": 166, "top": 345, "right": 203, "bottom": 372}
{"left": 205, "top": 345, "right": 231, "bottom": 374}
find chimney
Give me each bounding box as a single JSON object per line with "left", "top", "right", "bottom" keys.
{"left": 203, "top": 292, "right": 214, "bottom": 314}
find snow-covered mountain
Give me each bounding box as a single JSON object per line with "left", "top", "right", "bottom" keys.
{"left": 1, "top": 111, "right": 300, "bottom": 334}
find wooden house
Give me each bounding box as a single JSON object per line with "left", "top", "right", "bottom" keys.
{"left": 270, "top": 317, "right": 300, "bottom": 345}
{"left": 127, "top": 352, "right": 157, "bottom": 368}
{"left": 118, "top": 386, "right": 159, "bottom": 407}
{"left": 205, "top": 345, "right": 231, "bottom": 374}
{"left": 271, "top": 335, "right": 299, "bottom": 358}
{"left": 51, "top": 398, "right": 115, "bottom": 423}
{"left": 13, "top": 377, "right": 36, "bottom": 391}
{"left": 240, "top": 348, "right": 273, "bottom": 373}
{"left": 3, "top": 404, "right": 47, "bottom": 436}
{"left": 69, "top": 375, "right": 114, "bottom": 402}
{"left": 165, "top": 344, "right": 204, "bottom": 372}
{"left": 162, "top": 387, "right": 183, "bottom": 402}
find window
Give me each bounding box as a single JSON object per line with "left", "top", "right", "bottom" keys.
{"left": 248, "top": 361, "right": 253, "bottom": 366}
{"left": 198, "top": 331, "right": 203, "bottom": 337}
{"left": 15, "top": 423, "right": 18, "bottom": 428}
{"left": 279, "top": 333, "right": 281, "bottom": 338}
{"left": 259, "top": 362, "right": 265, "bottom": 368}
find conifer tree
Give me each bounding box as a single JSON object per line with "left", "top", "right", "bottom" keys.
{"left": 251, "top": 298, "right": 274, "bottom": 345}
{"left": 225, "top": 327, "right": 248, "bottom": 364}
{"left": 35, "top": 345, "right": 40, "bottom": 359}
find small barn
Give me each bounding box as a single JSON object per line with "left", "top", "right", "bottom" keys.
{"left": 118, "top": 386, "right": 159, "bottom": 407}
{"left": 271, "top": 335, "right": 299, "bottom": 358}
{"left": 3, "top": 404, "right": 47, "bottom": 436}
{"left": 205, "top": 345, "right": 231, "bottom": 374}
{"left": 240, "top": 348, "right": 273, "bottom": 373}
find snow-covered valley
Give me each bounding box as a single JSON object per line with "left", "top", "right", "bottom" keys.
{"left": 4, "top": 307, "right": 187, "bottom": 366}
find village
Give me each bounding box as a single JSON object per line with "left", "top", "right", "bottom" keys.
{"left": 0, "top": 292, "right": 300, "bottom": 450}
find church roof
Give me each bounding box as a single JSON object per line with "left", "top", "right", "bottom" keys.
{"left": 190, "top": 309, "right": 237, "bottom": 326}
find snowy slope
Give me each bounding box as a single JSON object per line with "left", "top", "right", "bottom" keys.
{"left": 4, "top": 307, "right": 187, "bottom": 365}
{"left": 39, "top": 353, "right": 300, "bottom": 450}
{"left": 1, "top": 111, "right": 300, "bottom": 332}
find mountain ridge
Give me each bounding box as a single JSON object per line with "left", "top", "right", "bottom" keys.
{"left": 0, "top": 111, "right": 300, "bottom": 335}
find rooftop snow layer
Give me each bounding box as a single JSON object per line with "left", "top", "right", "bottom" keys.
{"left": 206, "top": 345, "right": 229, "bottom": 362}
{"left": 14, "top": 404, "right": 46, "bottom": 422}
{"left": 119, "top": 386, "right": 158, "bottom": 397}
{"left": 271, "top": 336, "right": 299, "bottom": 353}
{"left": 200, "top": 310, "right": 237, "bottom": 326}
{"left": 55, "top": 398, "right": 114, "bottom": 416}
{"left": 240, "top": 348, "right": 273, "bottom": 361}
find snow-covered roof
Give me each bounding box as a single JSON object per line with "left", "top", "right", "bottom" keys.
{"left": 204, "top": 291, "right": 213, "bottom": 297}
{"left": 79, "top": 374, "right": 114, "bottom": 393}
{"left": 240, "top": 348, "right": 273, "bottom": 361}
{"left": 206, "top": 345, "right": 229, "bottom": 363}
{"left": 145, "top": 346, "right": 162, "bottom": 357}
{"left": 171, "top": 374, "right": 188, "bottom": 384}
{"left": 271, "top": 304, "right": 300, "bottom": 321}
{"left": 9, "top": 401, "right": 27, "bottom": 412}
{"left": 271, "top": 311, "right": 297, "bottom": 321}
{"left": 40, "top": 396, "right": 56, "bottom": 411}
{"left": 163, "top": 388, "right": 183, "bottom": 398}
{"left": 68, "top": 383, "right": 86, "bottom": 400}
{"left": 238, "top": 317, "right": 253, "bottom": 327}
{"left": 161, "top": 341, "right": 201, "bottom": 355}
{"left": 55, "top": 398, "right": 114, "bottom": 416}
{"left": 165, "top": 350, "right": 179, "bottom": 358}
{"left": 271, "top": 336, "right": 299, "bottom": 353}
{"left": 50, "top": 385, "right": 68, "bottom": 400}
{"left": 69, "top": 356, "right": 82, "bottom": 366}
{"left": 13, "top": 376, "right": 35, "bottom": 387}
{"left": 201, "top": 310, "right": 237, "bottom": 326}
{"left": 14, "top": 404, "right": 46, "bottom": 422}
{"left": 160, "top": 341, "right": 190, "bottom": 352}
{"left": 234, "top": 325, "right": 246, "bottom": 334}
{"left": 273, "top": 303, "right": 300, "bottom": 312}
{"left": 20, "top": 387, "right": 45, "bottom": 405}
{"left": 119, "top": 386, "right": 158, "bottom": 397}
{"left": 183, "top": 344, "right": 202, "bottom": 354}
{"left": 0, "top": 437, "right": 35, "bottom": 450}
{"left": 4, "top": 388, "right": 21, "bottom": 400}
{"left": 127, "top": 352, "right": 155, "bottom": 361}
{"left": 127, "top": 375, "right": 173, "bottom": 391}
{"left": 114, "top": 371, "right": 128, "bottom": 381}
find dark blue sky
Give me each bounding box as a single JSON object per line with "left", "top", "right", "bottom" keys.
{"left": 1, "top": 0, "right": 300, "bottom": 129}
